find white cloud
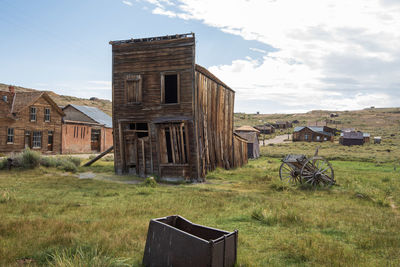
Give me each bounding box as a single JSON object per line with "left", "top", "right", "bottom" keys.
{"left": 122, "top": 0, "right": 133, "bottom": 6}
{"left": 144, "top": 0, "right": 400, "bottom": 112}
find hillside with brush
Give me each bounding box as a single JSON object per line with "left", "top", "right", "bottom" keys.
{"left": 0, "top": 83, "right": 112, "bottom": 116}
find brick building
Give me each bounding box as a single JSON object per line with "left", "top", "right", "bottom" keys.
{"left": 61, "top": 104, "right": 113, "bottom": 154}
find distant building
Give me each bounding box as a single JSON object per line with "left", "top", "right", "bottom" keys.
{"left": 374, "top": 136, "right": 382, "bottom": 144}
{"left": 273, "top": 121, "right": 292, "bottom": 129}
{"left": 330, "top": 113, "right": 339, "bottom": 118}
{"left": 339, "top": 131, "right": 364, "bottom": 146}
{"left": 0, "top": 86, "right": 64, "bottom": 154}
{"left": 235, "top": 126, "right": 260, "bottom": 159}
{"left": 254, "top": 124, "right": 275, "bottom": 134}
{"left": 61, "top": 104, "right": 113, "bottom": 154}
{"left": 293, "top": 126, "right": 334, "bottom": 142}
{"left": 363, "top": 133, "right": 370, "bottom": 143}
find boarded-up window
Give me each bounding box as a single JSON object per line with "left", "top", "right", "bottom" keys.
{"left": 125, "top": 74, "right": 142, "bottom": 103}
{"left": 30, "top": 107, "right": 37, "bottom": 121}
{"left": 7, "top": 128, "right": 14, "bottom": 143}
{"left": 159, "top": 123, "right": 188, "bottom": 164}
{"left": 161, "top": 73, "right": 179, "bottom": 104}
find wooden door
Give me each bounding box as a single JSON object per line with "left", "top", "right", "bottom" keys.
{"left": 91, "top": 129, "right": 101, "bottom": 152}
{"left": 137, "top": 137, "right": 150, "bottom": 177}
{"left": 25, "top": 131, "right": 31, "bottom": 149}
{"left": 124, "top": 134, "right": 137, "bottom": 174}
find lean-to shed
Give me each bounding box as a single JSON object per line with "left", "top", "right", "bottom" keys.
{"left": 235, "top": 125, "right": 260, "bottom": 159}
{"left": 110, "top": 33, "right": 247, "bottom": 181}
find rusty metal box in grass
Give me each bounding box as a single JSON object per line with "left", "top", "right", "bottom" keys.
{"left": 142, "top": 215, "right": 238, "bottom": 267}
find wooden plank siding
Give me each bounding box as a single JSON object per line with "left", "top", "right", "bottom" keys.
{"left": 111, "top": 33, "right": 247, "bottom": 181}
{"left": 0, "top": 93, "right": 63, "bottom": 154}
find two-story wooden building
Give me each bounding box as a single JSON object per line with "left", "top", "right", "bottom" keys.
{"left": 110, "top": 33, "right": 247, "bottom": 181}
{"left": 0, "top": 86, "right": 64, "bottom": 154}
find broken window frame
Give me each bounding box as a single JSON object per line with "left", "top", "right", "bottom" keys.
{"left": 125, "top": 74, "right": 142, "bottom": 104}
{"left": 161, "top": 72, "right": 180, "bottom": 104}
{"left": 158, "top": 122, "right": 188, "bottom": 165}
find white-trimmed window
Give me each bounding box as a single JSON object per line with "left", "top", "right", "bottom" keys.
{"left": 316, "top": 136, "right": 321, "bottom": 141}
{"left": 44, "top": 108, "right": 51, "bottom": 122}
{"left": 7, "top": 128, "right": 14, "bottom": 144}
{"left": 304, "top": 134, "right": 309, "bottom": 141}
{"left": 32, "top": 131, "right": 42, "bottom": 148}
{"left": 30, "top": 107, "right": 37, "bottom": 121}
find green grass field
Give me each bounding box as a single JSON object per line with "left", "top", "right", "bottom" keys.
{"left": 1, "top": 154, "right": 399, "bottom": 266}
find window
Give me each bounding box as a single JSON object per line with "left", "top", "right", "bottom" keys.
{"left": 159, "top": 123, "right": 188, "bottom": 164}
{"left": 304, "top": 134, "right": 309, "bottom": 141}
{"left": 32, "top": 131, "right": 42, "bottom": 148}
{"left": 125, "top": 74, "right": 142, "bottom": 103}
{"left": 48, "top": 131, "right": 53, "bottom": 151}
{"left": 7, "top": 128, "right": 14, "bottom": 144}
{"left": 44, "top": 108, "right": 51, "bottom": 122}
{"left": 316, "top": 136, "right": 321, "bottom": 141}
{"left": 161, "top": 73, "right": 179, "bottom": 104}
{"left": 324, "top": 137, "right": 328, "bottom": 141}
{"left": 30, "top": 107, "right": 37, "bottom": 121}
{"left": 125, "top": 122, "right": 149, "bottom": 138}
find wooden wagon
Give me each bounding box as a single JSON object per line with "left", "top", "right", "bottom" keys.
{"left": 279, "top": 148, "right": 335, "bottom": 186}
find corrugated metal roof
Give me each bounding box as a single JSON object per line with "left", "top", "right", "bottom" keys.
{"left": 363, "top": 133, "right": 370, "bottom": 137}
{"left": 294, "top": 126, "right": 333, "bottom": 136}
{"left": 69, "top": 104, "right": 112, "bottom": 128}
{"left": 294, "top": 126, "right": 305, "bottom": 132}
{"left": 342, "top": 131, "right": 363, "bottom": 139}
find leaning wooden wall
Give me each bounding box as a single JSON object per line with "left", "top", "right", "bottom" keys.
{"left": 195, "top": 66, "right": 247, "bottom": 177}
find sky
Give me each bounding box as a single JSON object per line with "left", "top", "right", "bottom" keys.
{"left": 1, "top": 0, "right": 399, "bottom": 113}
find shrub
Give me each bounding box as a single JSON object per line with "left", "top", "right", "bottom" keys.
{"left": 67, "top": 157, "right": 81, "bottom": 167}
{"left": 0, "top": 158, "right": 8, "bottom": 170}
{"left": 56, "top": 159, "right": 78, "bottom": 173}
{"left": 40, "top": 157, "right": 58, "bottom": 168}
{"left": 143, "top": 176, "right": 157, "bottom": 187}
{"left": 16, "top": 149, "right": 41, "bottom": 169}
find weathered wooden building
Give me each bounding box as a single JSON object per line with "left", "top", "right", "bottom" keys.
{"left": 293, "top": 126, "right": 334, "bottom": 142}
{"left": 339, "top": 131, "right": 364, "bottom": 146}
{"left": 254, "top": 124, "right": 275, "bottom": 134}
{"left": 235, "top": 126, "right": 260, "bottom": 159}
{"left": 61, "top": 104, "right": 113, "bottom": 154}
{"left": 0, "top": 86, "right": 64, "bottom": 154}
{"left": 110, "top": 33, "right": 247, "bottom": 181}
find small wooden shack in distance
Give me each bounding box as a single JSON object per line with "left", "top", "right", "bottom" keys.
{"left": 235, "top": 125, "right": 260, "bottom": 159}
{"left": 110, "top": 33, "right": 248, "bottom": 181}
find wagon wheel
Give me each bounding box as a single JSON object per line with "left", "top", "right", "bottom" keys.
{"left": 300, "top": 156, "right": 335, "bottom": 186}
{"left": 279, "top": 162, "right": 301, "bottom": 184}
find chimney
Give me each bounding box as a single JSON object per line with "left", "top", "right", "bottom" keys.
{"left": 9, "top": 86, "right": 15, "bottom": 94}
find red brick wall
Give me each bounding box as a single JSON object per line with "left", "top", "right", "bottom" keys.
{"left": 61, "top": 123, "right": 113, "bottom": 154}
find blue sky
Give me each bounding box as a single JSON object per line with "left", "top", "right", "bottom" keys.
{"left": 1, "top": 0, "right": 400, "bottom": 113}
